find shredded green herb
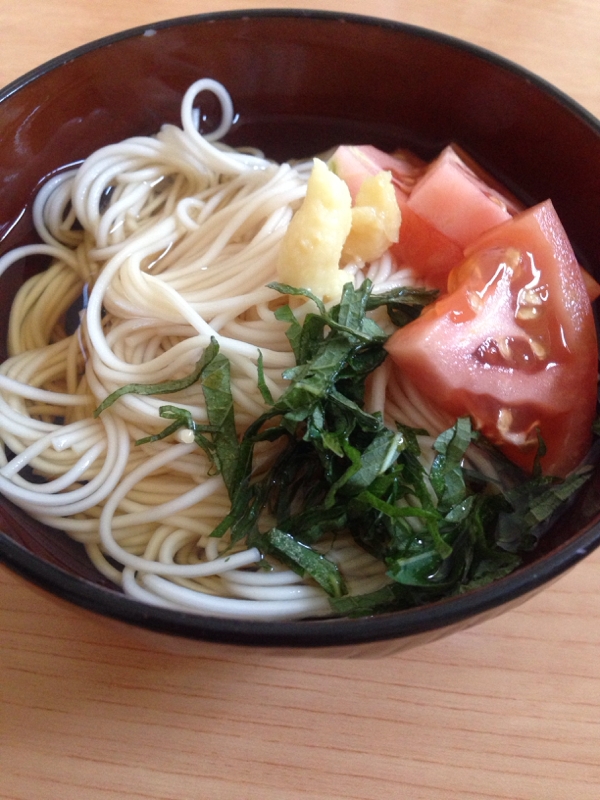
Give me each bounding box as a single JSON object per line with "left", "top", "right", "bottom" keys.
{"left": 95, "top": 280, "right": 592, "bottom": 617}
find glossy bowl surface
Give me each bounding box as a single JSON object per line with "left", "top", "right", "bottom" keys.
{"left": 2, "top": 9, "right": 600, "bottom": 652}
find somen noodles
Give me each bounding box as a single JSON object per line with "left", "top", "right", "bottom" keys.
{"left": 0, "top": 79, "right": 418, "bottom": 619}
{"left": 0, "top": 79, "right": 594, "bottom": 620}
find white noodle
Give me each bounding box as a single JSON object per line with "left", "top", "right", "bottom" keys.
{"left": 0, "top": 79, "right": 438, "bottom": 620}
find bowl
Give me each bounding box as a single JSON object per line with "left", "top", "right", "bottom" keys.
{"left": 1, "top": 9, "right": 600, "bottom": 654}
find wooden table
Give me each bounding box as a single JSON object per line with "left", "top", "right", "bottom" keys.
{"left": 2, "top": 2, "right": 600, "bottom": 798}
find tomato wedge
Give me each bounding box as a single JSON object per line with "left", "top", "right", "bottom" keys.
{"left": 331, "top": 144, "right": 600, "bottom": 301}
{"left": 385, "top": 200, "right": 598, "bottom": 477}
{"left": 407, "top": 145, "right": 516, "bottom": 248}
{"left": 389, "top": 205, "right": 464, "bottom": 291}
{"left": 331, "top": 144, "right": 466, "bottom": 289}
{"left": 329, "top": 144, "right": 425, "bottom": 200}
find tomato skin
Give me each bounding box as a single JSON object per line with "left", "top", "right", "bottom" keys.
{"left": 385, "top": 200, "right": 598, "bottom": 477}
{"left": 331, "top": 144, "right": 524, "bottom": 291}
{"left": 448, "top": 143, "right": 524, "bottom": 217}
{"left": 332, "top": 144, "right": 600, "bottom": 304}
{"left": 330, "top": 145, "right": 465, "bottom": 288}
{"left": 580, "top": 267, "right": 600, "bottom": 302}
{"left": 329, "top": 144, "right": 425, "bottom": 200}
{"left": 407, "top": 146, "right": 514, "bottom": 248}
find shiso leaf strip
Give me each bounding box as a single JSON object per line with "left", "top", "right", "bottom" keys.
{"left": 95, "top": 281, "right": 592, "bottom": 616}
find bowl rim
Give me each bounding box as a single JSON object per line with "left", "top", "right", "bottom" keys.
{"left": 2, "top": 6, "right": 600, "bottom": 136}
{"left": 1, "top": 7, "right": 600, "bottom": 649}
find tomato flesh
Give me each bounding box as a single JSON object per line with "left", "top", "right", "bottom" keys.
{"left": 331, "top": 145, "right": 463, "bottom": 287}
{"left": 331, "top": 144, "right": 525, "bottom": 291}
{"left": 407, "top": 146, "right": 515, "bottom": 248}
{"left": 331, "top": 143, "right": 600, "bottom": 305}
{"left": 581, "top": 267, "right": 600, "bottom": 302}
{"left": 329, "top": 144, "right": 425, "bottom": 200}
{"left": 385, "top": 200, "right": 598, "bottom": 477}
{"left": 389, "top": 206, "right": 464, "bottom": 291}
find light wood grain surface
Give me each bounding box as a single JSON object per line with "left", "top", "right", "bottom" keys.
{"left": 2, "top": 2, "right": 600, "bottom": 799}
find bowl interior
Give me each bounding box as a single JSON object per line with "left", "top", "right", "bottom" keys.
{"left": 2, "top": 10, "right": 600, "bottom": 647}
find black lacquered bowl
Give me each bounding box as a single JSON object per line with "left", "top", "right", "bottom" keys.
{"left": 1, "top": 9, "right": 600, "bottom": 654}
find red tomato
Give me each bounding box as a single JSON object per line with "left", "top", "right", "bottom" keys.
{"left": 389, "top": 206, "right": 464, "bottom": 291}
{"left": 385, "top": 200, "right": 598, "bottom": 477}
{"left": 331, "top": 144, "right": 525, "bottom": 291}
{"left": 330, "top": 144, "right": 463, "bottom": 288}
{"left": 580, "top": 267, "right": 600, "bottom": 302}
{"left": 443, "top": 143, "right": 525, "bottom": 217}
{"left": 329, "top": 144, "right": 425, "bottom": 200}
{"left": 407, "top": 145, "right": 515, "bottom": 248}
{"left": 331, "top": 144, "right": 600, "bottom": 301}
